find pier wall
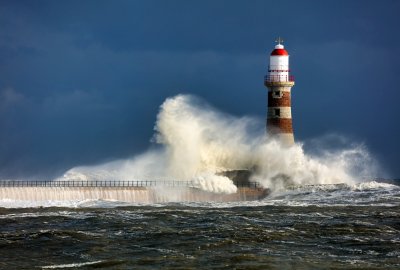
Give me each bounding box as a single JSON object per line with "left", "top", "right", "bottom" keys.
{"left": 0, "top": 186, "right": 267, "bottom": 203}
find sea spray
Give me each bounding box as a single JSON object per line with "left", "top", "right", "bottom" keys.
{"left": 58, "top": 94, "right": 379, "bottom": 192}
{"left": 251, "top": 140, "right": 355, "bottom": 191}
{"left": 192, "top": 173, "right": 237, "bottom": 194}
{"left": 154, "top": 95, "right": 261, "bottom": 177}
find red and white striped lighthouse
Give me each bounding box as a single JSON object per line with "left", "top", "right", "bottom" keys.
{"left": 264, "top": 37, "right": 295, "bottom": 145}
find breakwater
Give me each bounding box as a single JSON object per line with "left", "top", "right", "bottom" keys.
{"left": 0, "top": 181, "right": 267, "bottom": 203}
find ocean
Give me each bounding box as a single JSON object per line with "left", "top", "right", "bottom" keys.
{"left": 0, "top": 180, "right": 399, "bottom": 269}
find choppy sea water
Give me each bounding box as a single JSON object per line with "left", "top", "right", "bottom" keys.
{"left": 0, "top": 181, "right": 399, "bottom": 269}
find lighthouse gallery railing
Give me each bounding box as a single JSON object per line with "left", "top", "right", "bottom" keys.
{"left": 265, "top": 75, "right": 295, "bottom": 82}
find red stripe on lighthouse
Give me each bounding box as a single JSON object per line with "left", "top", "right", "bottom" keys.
{"left": 267, "top": 119, "right": 293, "bottom": 133}
{"left": 268, "top": 92, "right": 291, "bottom": 107}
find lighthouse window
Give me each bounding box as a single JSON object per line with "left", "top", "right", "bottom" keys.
{"left": 274, "top": 108, "right": 280, "bottom": 117}
{"left": 273, "top": 91, "right": 282, "bottom": 98}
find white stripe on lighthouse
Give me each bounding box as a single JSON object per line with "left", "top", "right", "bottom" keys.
{"left": 267, "top": 87, "right": 292, "bottom": 93}
{"left": 267, "top": 107, "right": 292, "bottom": 118}
{"left": 276, "top": 134, "right": 295, "bottom": 145}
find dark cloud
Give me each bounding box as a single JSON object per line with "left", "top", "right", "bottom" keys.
{"left": 0, "top": 0, "right": 399, "bottom": 178}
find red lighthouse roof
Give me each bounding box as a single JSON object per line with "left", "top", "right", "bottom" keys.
{"left": 271, "top": 48, "right": 288, "bottom": 56}
{"left": 271, "top": 44, "right": 288, "bottom": 56}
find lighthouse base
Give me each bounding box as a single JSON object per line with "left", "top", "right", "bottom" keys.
{"left": 271, "top": 133, "right": 294, "bottom": 146}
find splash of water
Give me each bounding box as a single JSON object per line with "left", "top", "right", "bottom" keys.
{"left": 58, "top": 94, "right": 379, "bottom": 192}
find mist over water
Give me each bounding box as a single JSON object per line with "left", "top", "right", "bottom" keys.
{"left": 58, "top": 95, "right": 380, "bottom": 193}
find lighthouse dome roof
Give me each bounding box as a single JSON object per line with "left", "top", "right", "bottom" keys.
{"left": 271, "top": 44, "right": 289, "bottom": 56}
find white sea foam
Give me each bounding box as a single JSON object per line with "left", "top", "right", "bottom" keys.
{"left": 192, "top": 173, "right": 237, "bottom": 194}
{"left": 351, "top": 181, "right": 399, "bottom": 191}
{"left": 41, "top": 261, "right": 103, "bottom": 269}
{"left": 57, "top": 95, "right": 380, "bottom": 193}
{"left": 0, "top": 198, "right": 142, "bottom": 209}
{"left": 0, "top": 198, "right": 89, "bottom": 208}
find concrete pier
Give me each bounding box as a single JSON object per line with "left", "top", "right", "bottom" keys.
{"left": 0, "top": 181, "right": 268, "bottom": 203}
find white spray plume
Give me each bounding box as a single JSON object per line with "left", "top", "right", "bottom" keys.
{"left": 58, "top": 94, "right": 380, "bottom": 193}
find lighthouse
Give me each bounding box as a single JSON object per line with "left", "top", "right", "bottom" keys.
{"left": 264, "top": 37, "right": 295, "bottom": 145}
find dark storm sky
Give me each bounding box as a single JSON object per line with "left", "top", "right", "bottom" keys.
{"left": 0, "top": 0, "right": 399, "bottom": 178}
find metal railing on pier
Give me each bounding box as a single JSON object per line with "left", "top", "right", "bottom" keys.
{"left": 0, "top": 180, "right": 262, "bottom": 189}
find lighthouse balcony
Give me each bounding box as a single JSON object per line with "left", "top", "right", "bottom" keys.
{"left": 265, "top": 74, "right": 295, "bottom": 83}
